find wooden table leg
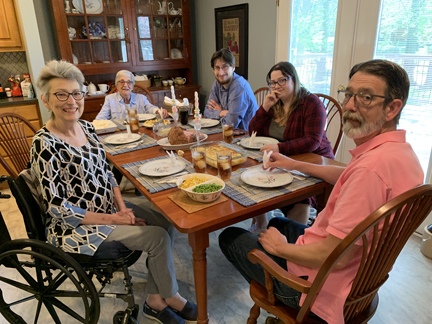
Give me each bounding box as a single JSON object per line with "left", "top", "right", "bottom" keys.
{"left": 315, "top": 184, "right": 334, "bottom": 213}
{"left": 188, "top": 230, "right": 210, "bottom": 324}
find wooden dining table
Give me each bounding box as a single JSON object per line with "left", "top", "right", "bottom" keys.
{"left": 104, "top": 124, "right": 345, "bottom": 324}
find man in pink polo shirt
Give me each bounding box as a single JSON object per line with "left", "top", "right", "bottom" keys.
{"left": 219, "top": 60, "right": 424, "bottom": 324}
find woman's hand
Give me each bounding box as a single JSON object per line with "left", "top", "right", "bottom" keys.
{"left": 260, "top": 144, "right": 279, "bottom": 153}
{"left": 114, "top": 209, "right": 147, "bottom": 226}
{"left": 262, "top": 90, "right": 280, "bottom": 111}
{"left": 156, "top": 108, "right": 169, "bottom": 118}
{"left": 258, "top": 227, "right": 287, "bottom": 257}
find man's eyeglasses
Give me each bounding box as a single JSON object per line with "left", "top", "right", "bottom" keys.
{"left": 118, "top": 80, "right": 133, "bottom": 86}
{"left": 213, "top": 64, "right": 231, "bottom": 72}
{"left": 51, "top": 91, "right": 85, "bottom": 102}
{"left": 337, "top": 90, "right": 392, "bottom": 107}
{"left": 268, "top": 76, "right": 292, "bottom": 88}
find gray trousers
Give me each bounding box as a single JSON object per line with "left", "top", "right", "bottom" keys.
{"left": 97, "top": 201, "right": 178, "bottom": 298}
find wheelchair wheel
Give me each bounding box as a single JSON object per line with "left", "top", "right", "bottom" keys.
{"left": 0, "top": 239, "right": 100, "bottom": 324}
{"left": 113, "top": 311, "right": 139, "bottom": 324}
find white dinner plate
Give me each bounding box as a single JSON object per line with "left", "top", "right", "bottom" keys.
{"left": 239, "top": 136, "right": 279, "bottom": 150}
{"left": 139, "top": 159, "right": 186, "bottom": 177}
{"left": 138, "top": 113, "right": 156, "bottom": 121}
{"left": 73, "top": 0, "right": 103, "bottom": 14}
{"left": 104, "top": 133, "right": 141, "bottom": 145}
{"left": 241, "top": 168, "right": 293, "bottom": 188}
{"left": 188, "top": 118, "right": 220, "bottom": 128}
{"left": 157, "top": 133, "right": 209, "bottom": 150}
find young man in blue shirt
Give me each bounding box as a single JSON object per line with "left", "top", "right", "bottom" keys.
{"left": 204, "top": 49, "right": 258, "bottom": 131}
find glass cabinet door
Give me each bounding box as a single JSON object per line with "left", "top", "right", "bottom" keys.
{"left": 132, "top": 0, "right": 184, "bottom": 64}
{"left": 65, "top": 0, "right": 131, "bottom": 65}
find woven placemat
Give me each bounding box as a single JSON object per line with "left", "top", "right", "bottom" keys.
{"left": 168, "top": 190, "right": 228, "bottom": 213}
{"left": 182, "top": 124, "right": 223, "bottom": 135}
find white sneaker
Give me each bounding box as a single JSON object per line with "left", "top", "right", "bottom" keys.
{"left": 247, "top": 223, "right": 266, "bottom": 235}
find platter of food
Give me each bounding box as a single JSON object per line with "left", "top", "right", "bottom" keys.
{"left": 157, "top": 126, "right": 208, "bottom": 150}
{"left": 143, "top": 119, "right": 171, "bottom": 128}
{"left": 91, "top": 120, "right": 117, "bottom": 134}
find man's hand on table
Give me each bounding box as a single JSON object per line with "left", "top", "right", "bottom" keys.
{"left": 263, "top": 152, "right": 298, "bottom": 172}
{"left": 258, "top": 227, "right": 287, "bottom": 257}
{"left": 207, "top": 99, "right": 222, "bottom": 111}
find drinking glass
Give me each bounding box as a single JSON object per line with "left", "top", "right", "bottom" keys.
{"left": 191, "top": 146, "right": 206, "bottom": 173}
{"left": 222, "top": 123, "right": 234, "bottom": 144}
{"left": 179, "top": 107, "right": 189, "bottom": 125}
{"left": 217, "top": 151, "right": 232, "bottom": 180}
{"left": 128, "top": 107, "right": 140, "bottom": 133}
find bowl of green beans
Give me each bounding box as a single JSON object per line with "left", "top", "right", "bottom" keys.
{"left": 177, "top": 173, "right": 225, "bottom": 203}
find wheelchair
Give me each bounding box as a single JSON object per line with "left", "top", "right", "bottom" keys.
{"left": 0, "top": 173, "right": 143, "bottom": 324}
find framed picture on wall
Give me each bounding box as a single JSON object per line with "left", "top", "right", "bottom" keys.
{"left": 215, "top": 4, "right": 249, "bottom": 79}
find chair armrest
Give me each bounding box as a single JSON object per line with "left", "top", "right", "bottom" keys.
{"left": 248, "top": 249, "right": 311, "bottom": 294}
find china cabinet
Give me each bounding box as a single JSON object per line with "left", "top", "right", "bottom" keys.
{"left": 51, "top": 0, "right": 193, "bottom": 79}
{"left": 0, "top": 0, "right": 24, "bottom": 51}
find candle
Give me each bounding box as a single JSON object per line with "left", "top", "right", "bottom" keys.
{"left": 171, "top": 85, "right": 175, "bottom": 101}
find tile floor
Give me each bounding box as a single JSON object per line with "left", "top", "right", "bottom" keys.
{"left": 1, "top": 185, "right": 432, "bottom": 324}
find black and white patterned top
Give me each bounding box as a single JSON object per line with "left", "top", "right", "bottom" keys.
{"left": 30, "top": 120, "right": 117, "bottom": 256}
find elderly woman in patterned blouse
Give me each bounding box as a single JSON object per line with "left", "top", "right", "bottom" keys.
{"left": 31, "top": 60, "right": 196, "bottom": 324}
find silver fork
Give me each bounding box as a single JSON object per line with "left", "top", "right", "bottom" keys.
{"left": 118, "top": 140, "right": 144, "bottom": 150}
{"left": 231, "top": 177, "right": 254, "bottom": 195}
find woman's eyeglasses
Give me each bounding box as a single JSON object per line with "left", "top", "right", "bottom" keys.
{"left": 268, "top": 76, "right": 292, "bottom": 88}
{"left": 118, "top": 80, "right": 133, "bottom": 86}
{"left": 51, "top": 91, "right": 85, "bottom": 101}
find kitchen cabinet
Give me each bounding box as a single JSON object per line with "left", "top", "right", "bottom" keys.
{"left": 51, "top": 0, "right": 193, "bottom": 82}
{"left": 0, "top": 0, "right": 24, "bottom": 51}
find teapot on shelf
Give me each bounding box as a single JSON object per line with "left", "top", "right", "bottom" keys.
{"left": 88, "top": 82, "right": 97, "bottom": 95}
{"left": 173, "top": 77, "right": 186, "bottom": 85}
{"left": 157, "top": 0, "right": 167, "bottom": 14}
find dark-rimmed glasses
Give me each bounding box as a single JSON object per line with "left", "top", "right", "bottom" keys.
{"left": 213, "top": 64, "right": 231, "bottom": 72}
{"left": 118, "top": 80, "right": 133, "bottom": 86}
{"left": 51, "top": 91, "right": 85, "bottom": 101}
{"left": 337, "top": 90, "right": 392, "bottom": 107}
{"left": 268, "top": 76, "right": 292, "bottom": 88}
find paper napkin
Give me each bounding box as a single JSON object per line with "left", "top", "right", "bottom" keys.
{"left": 263, "top": 150, "right": 273, "bottom": 169}
{"left": 249, "top": 131, "right": 257, "bottom": 146}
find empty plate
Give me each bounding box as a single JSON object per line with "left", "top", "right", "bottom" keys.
{"left": 241, "top": 168, "right": 293, "bottom": 188}
{"left": 239, "top": 136, "right": 279, "bottom": 150}
{"left": 139, "top": 159, "right": 186, "bottom": 177}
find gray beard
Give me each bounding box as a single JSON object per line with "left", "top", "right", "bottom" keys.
{"left": 343, "top": 111, "right": 386, "bottom": 139}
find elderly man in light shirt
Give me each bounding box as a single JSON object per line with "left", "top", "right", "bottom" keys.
{"left": 95, "top": 70, "right": 168, "bottom": 120}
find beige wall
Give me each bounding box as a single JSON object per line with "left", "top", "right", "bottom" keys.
{"left": 192, "top": 0, "right": 277, "bottom": 107}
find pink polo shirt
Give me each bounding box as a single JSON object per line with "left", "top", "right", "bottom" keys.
{"left": 286, "top": 130, "right": 424, "bottom": 324}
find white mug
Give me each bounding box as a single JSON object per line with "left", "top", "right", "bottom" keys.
{"left": 98, "top": 84, "right": 109, "bottom": 93}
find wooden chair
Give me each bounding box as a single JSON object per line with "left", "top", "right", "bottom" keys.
{"left": 0, "top": 113, "right": 37, "bottom": 178}
{"left": 109, "top": 83, "right": 155, "bottom": 105}
{"left": 254, "top": 87, "right": 271, "bottom": 107}
{"left": 247, "top": 184, "right": 432, "bottom": 324}
{"left": 315, "top": 93, "right": 343, "bottom": 156}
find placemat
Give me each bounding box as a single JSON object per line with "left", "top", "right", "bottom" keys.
{"left": 223, "top": 166, "right": 324, "bottom": 207}
{"left": 182, "top": 124, "right": 223, "bottom": 135}
{"left": 99, "top": 134, "right": 158, "bottom": 155}
{"left": 233, "top": 135, "right": 264, "bottom": 162}
{"left": 168, "top": 190, "right": 228, "bottom": 213}
{"left": 121, "top": 155, "right": 195, "bottom": 193}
